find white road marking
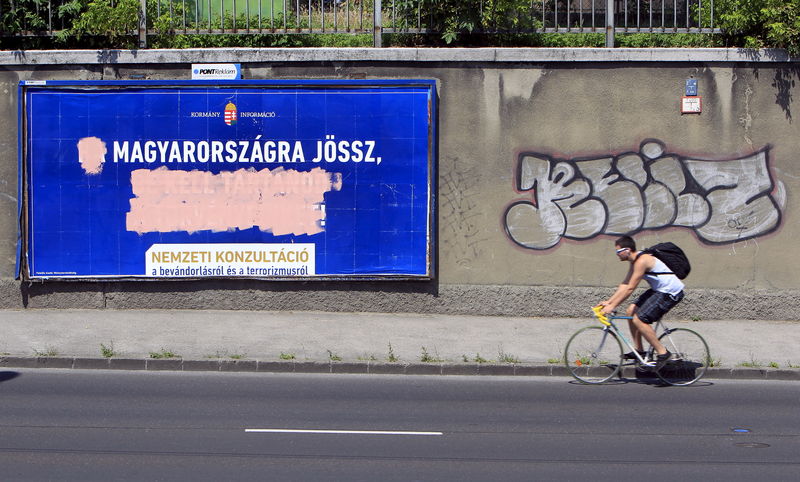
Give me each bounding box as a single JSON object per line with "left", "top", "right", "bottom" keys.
{"left": 245, "top": 429, "right": 443, "bottom": 436}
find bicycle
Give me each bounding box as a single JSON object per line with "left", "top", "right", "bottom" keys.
{"left": 564, "top": 306, "right": 711, "bottom": 386}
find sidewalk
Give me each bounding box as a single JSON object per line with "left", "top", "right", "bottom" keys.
{"left": 0, "top": 309, "right": 798, "bottom": 379}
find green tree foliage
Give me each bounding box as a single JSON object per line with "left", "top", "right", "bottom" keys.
{"left": 762, "top": 0, "right": 800, "bottom": 55}
{"left": 391, "top": 0, "right": 539, "bottom": 45}
{"left": 1, "top": 0, "right": 800, "bottom": 52}
{"left": 716, "top": 0, "right": 800, "bottom": 55}
{"left": 1, "top": 0, "right": 49, "bottom": 32}
{"left": 65, "top": 0, "right": 139, "bottom": 47}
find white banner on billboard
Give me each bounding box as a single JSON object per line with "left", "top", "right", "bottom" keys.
{"left": 145, "top": 243, "right": 315, "bottom": 277}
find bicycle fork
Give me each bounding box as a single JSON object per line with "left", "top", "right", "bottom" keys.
{"left": 590, "top": 328, "right": 614, "bottom": 361}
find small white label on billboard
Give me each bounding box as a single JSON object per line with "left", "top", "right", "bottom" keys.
{"left": 192, "top": 64, "right": 241, "bottom": 80}
{"left": 145, "top": 243, "right": 315, "bottom": 277}
{"left": 681, "top": 96, "right": 702, "bottom": 114}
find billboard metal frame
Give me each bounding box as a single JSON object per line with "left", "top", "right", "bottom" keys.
{"left": 18, "top": 79, "right": 438, "bottom": 282}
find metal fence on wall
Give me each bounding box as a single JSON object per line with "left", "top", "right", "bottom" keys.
{"left": 0, "top": 0, "right": 721, "bottom": 48}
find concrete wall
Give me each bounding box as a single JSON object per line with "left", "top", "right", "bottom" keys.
{"left": 1, "top": 48, "right": 798, "bottom": 319}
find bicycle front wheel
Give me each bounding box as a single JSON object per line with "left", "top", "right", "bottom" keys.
{"left": 656, "top": 328, "right": 710, "bottom": 386}
{"left": 564, "top": 326, "right": 624, "bottom": 384}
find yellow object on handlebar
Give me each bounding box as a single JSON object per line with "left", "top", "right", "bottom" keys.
{"left": 592, "top": 306, "right": 611, "bottom": 326}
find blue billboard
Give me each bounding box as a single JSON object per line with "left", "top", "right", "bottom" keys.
{"left": 20, "top": 80, "right": 436, "bottom": 279}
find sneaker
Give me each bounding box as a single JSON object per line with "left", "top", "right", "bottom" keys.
{"left": 623, "top": 350, "right": 647, "bottom": 360}
{"left": 655, "top": 350, "right": 673, "bottom": 369}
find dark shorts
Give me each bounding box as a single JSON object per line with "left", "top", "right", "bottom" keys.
{"left": 634, "top": 289, "right": 684, "bottom": 324}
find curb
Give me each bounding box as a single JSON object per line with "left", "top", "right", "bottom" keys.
{"left": 1, "top": 356, "right": 798, "bottom": 380}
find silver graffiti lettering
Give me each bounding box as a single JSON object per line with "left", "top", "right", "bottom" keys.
{"left": 506, "top": 155, "right": 604, "bottom": 250}
{"left": 505, "top": 140, "right": 785, "bottom": 249}
{"left": 574, "top": 156, "right": 644, "bottom": 235}
{"left": 684, "top": 150, "right": 780, "bottom": 243}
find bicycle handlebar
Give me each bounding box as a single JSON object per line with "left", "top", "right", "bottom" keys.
{"left": 592, "top": 305, "right": 611, "bottom": 326}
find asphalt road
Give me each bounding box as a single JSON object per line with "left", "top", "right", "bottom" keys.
{"left": 0, "top": 370, "right": 797, "bottom": 481}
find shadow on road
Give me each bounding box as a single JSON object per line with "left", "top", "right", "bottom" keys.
{"left": 0, "top": 371, "right": 21, "bottom": 383}
{"left": 567, "top": 376, "right": 714, "bottom": 388}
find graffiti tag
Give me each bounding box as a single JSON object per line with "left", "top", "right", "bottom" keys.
{"left": 505, "top": 140, "right": 785, "bottom": 249}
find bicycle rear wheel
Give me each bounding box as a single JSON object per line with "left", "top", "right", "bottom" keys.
{"left": 656, "top": 328, "right": 710, "bottom": 386}
{"left": 564, "top": 326, "right": 623, "bottom": 384}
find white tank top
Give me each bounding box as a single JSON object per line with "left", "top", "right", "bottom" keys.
{"left": 643, "top": 256, "right": 685, "bottom": 295}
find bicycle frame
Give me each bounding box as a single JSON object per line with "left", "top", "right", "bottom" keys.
{"left": 593, "top": 308, "right": 671, "bottom": 368}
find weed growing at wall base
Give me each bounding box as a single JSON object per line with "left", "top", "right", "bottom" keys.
{"left": 420, "top": 346, "right": 444, "bottom": 363}
{"left": 738, "top": 354, "right": 763, "bottom": 368}
{"left": 149, "top": 348, "right": 180, "bottom": 359}
{"left": 100, "top": 342, "right": 116, "bottom": 358}
{"left": 473, "top": 353, "right": 489, "bottom": 364}
{"left": 387, "top": 343, "right": 398, "bottom": 363}
{"left": 33, "top": 346, "right": 59, "bottom": 357}
{"left": 497, "top": 345, "right": 520, "bottom": 364}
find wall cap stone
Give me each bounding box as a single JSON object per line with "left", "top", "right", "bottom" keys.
{"left": 1, "top": 48, "right": 796, "bottom": 66}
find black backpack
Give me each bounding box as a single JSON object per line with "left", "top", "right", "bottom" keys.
{"left": 641, "top": 242, "right": 691, "bottom": 279}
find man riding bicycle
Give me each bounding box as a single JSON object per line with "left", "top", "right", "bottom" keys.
{"left": 597, "top": 235, "right": 685, "bottom": 369}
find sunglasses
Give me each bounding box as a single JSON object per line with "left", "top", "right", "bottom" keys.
{"left": 615, "top": 248, "right": 629, "bottom": 254}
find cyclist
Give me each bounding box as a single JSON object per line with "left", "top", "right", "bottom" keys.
{"left": 597, "top": 235, "right": 685, "bottom": 369}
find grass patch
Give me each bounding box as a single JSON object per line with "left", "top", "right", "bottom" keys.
{"left": 327, "top": 350, "right": 342, "bottom": 362}
{"left": 738, "top": 353, "right": 763, "bottom": 368}
{"left": 149, "top": 348, "right": 180, "bottom": 359}
{"left": 206, "top": 350, "right": 246, "bottom": 359}
{"left": 420, "top": 346, "right": 444, "bottom": 363}
{"left": 34, "top": 346, "right": 59, "bottom": 357}
{"left": 498, "top": 346, "right": 520, "bottom": 364}
{"left": 738, "top": 360, "right": 762, "bottom": 368}
{"left": 473, "top": 353, "right": 489, "bottom": 364}
{"left": 279, "top": 352, "right": 296, "bottom": 360}
{"left": 547, "top": 358, "right": 561, "bottom": 364}
{"left": 575, "top": 355, "right": 593, "bottom": 366}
